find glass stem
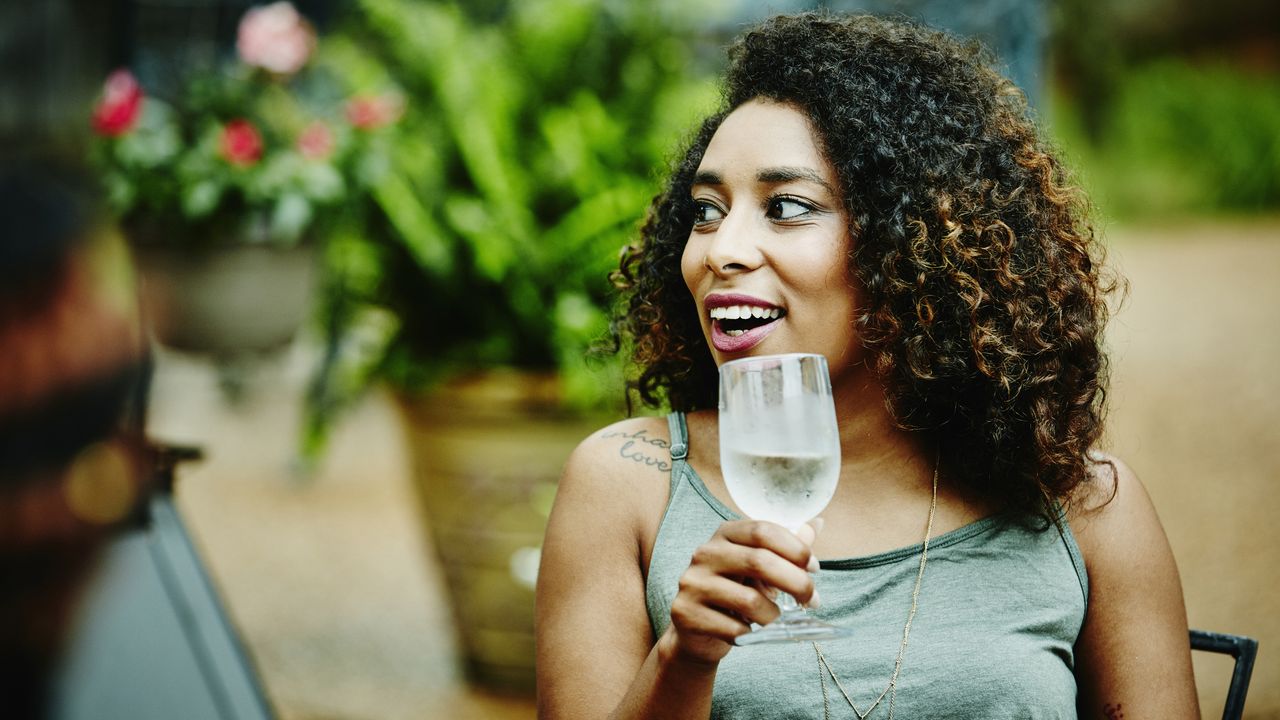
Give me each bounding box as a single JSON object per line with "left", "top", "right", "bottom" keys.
{"left": 776, "top": 590, "right": 803, "bottom": 616}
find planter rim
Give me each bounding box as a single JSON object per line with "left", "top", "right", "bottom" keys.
{"left": 393, "top": 369, "right": 618, "bottom": 423}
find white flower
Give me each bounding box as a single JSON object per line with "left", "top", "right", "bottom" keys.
{"left": 236, "top": 1, "right": 315, "bottom": 75}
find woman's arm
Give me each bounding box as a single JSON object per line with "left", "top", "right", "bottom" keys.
{"left": 1070, "top": 454, "right": 1199, "bottom": 719}
{"left": 536, "top": 418, "right": 817, "bottom": 720}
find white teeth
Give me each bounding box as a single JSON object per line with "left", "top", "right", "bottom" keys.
{"left": 709, "top": 304, "right": 782, "bottom": 321}
{"left": 726, "top": 329, "right": 746, "bottom": 337}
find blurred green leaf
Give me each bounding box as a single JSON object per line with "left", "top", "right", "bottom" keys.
{"left": 301, "top": 161, "right": 346, "bottom": 201}
{"left": 182, "top": 180, "right": 223, "bottom": 219}
{"left": 270, "top": 192, "right": 312, "bottom": 243}
{"left": 371, "top": 171, "right": 453, "bottom": 274}
{"left": 103, "top": 171, "right": 136, "bottom": 214}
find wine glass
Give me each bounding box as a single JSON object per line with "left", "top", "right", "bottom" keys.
{"left": 718, "top": 352, "right": 852, "bottom": 645}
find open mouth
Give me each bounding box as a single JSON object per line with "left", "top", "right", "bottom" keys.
{"left": 709, "top": 304, "right": 784, "bottom": 337}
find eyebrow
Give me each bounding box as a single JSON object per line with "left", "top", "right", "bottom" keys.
{"left": 692, "top": 167, "right": 835, "bottom": 194}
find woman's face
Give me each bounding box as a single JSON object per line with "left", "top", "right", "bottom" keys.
{"left": 681, "top": 98, "right": 862, "bottom": 377}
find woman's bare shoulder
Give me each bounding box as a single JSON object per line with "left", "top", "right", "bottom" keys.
{"left": 564, "top": 415, "right": 678, "bottom": 484}
{"left": 1066, "top": 451, "right": 1167, "bottom": 570}
{"left": 555, "top": 415, "right": 677, "bottom": 534}
{"left": 1067, "top": 450, "right": 1139, "bottom": 511}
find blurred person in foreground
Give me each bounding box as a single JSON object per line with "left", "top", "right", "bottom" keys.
{"left": 0, "top": 157, "right": 151, "bottom": 717}
{"left": 536, "top": 12, "right": 1198, "bottom": 719}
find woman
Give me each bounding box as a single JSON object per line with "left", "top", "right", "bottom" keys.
{"left": 536, "top": 13, "right": 1197, "bottom": 719}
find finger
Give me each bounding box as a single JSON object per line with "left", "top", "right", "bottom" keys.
{"left": 795, "top": 518, "right": 823, "bottom": 572}
{"left": 716, "top": 544, "right": 815, "bottom": 603}
{"left": 795, "top": 516, "right": 823, "bottom": 546}
{"left": 680, "top": 562, "right": 786, "bottom": 614}
{"left": 702, "top": 575, "right": 782, "bottom": 626}
{"left": 746, "top": 573, "right": 822, "bottom": 611}
{"left": 719, "top": 520, "right": 813, "bottom": 569}
{"left": 669, "top": 594, "right": 753, "bottom": 644}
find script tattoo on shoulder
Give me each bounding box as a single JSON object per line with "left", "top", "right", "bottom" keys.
{"left": 599, "top": 428, "right": 672, "bottom": 473}
{"left": 1103, "top": 703, "right": 1125, "bottom": 720}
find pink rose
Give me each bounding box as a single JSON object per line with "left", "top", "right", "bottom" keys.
{"left": 219, "top": 119, "right": 264, "bottom": 167}
{"left": 297, "top": 121, "right": 335, "bottom": 160}
{"left": 92, "top": 69, "right": 144, "bottom": 137}
{"left": 345, "top": 93, "right": 405, "bottom": 130}
{"left": 236, "top": 1, "right": 315, "bottom": 75}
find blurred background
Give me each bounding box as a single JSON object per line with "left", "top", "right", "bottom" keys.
{"left": 1, "top": 0, "right": 1276, "bottom": 717}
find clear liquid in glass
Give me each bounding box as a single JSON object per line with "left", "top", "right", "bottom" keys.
{"left": 721, "top": 448, "right": 839, "bottom": 530}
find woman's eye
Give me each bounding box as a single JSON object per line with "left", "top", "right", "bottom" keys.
{"left": 693, "top": 200, "right": 725, "bottom": 224}
{"left": 767, "top": 197, "right": 813, "bottom": 220}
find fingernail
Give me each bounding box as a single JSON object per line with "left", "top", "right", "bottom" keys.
{"left": 812, "top": 517, "right": 825, "bottom": 534}
{"left": 807, "top": 554, "right": 820, "bottom": 573}
{"left": 808, "top": 590, "right": 822, "bottom": 609}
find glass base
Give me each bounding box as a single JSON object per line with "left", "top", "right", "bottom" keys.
{"left": 734, "top": 610, "right": 854, "bottom": 646}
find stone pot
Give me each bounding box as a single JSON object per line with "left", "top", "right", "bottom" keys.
{"left": 133, "top": 242, "right": 316, "bottom": 358}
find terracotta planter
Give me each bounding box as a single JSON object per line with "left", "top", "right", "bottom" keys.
{"left": 396, "top": 371, "right": 607, "bottom": 694}
{"left": 134, "top": 242, "right": 317, "bottom": 357}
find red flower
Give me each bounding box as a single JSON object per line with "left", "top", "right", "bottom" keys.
{"left": 219, "top": 119, "right": 264, "bottom": 167}
{"left": 92, "top": 69, "right": 144, "bottom": 137}
{"left": 345, "top": 94, "right": 404, "bottom": 130}
{"left": 296, "top": 121, "right": 335, "bottom": 160}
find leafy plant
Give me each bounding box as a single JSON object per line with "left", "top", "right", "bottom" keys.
{"left": 304, "top": 0, "right": 718, "bottom": 455}
{"left": 1049, "top": 58, "right": 1280, "bottom": 220}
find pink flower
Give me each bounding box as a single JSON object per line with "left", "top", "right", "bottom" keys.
{"left": 345, "top": 93, "right": 405, "bottom": 130}
{"left": 219, "top": 119, "right": 264, "bottom": 167}
{"left": 297, "top": 121, "right": 335, "bottom": 160}
{"left": 92, "top": 69, "right": 144, "bottom": 137}
{"left": 236, "top": 1, "right": 315, "bottom": 75}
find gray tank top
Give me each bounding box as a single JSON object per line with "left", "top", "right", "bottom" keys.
{"left": 646, "top": 412, "right": 1088, "bottom": 719}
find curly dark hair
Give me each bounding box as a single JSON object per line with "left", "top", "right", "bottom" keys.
{"left": 611, "top": 12, "right": 1122, "bottom": 519}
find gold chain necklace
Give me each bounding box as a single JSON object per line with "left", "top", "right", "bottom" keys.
{"left": 813, "top": 456, "right": 939, "bottom": 720}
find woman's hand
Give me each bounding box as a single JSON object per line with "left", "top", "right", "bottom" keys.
{"left": 658, "top": 518, "right": 821, "bottom": 667}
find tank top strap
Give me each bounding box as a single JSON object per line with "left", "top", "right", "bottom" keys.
{"left": 665, "top": 411, "right": 689, "bottom": 461}
{"left": 662, "top": 411, "right": 737, "bottom": 521}
{"left": 664, "top": 411, "right": 689, "bottom": 502}
{"left": 1051, "top": 502, "right": 1090, "bottom": 611}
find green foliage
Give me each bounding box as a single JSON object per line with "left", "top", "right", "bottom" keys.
{"left": 305, "top": 0, "right": 718, "bottom": 453}
{"left": 1050, "top": 58, "right": 1280, "bottom": 220}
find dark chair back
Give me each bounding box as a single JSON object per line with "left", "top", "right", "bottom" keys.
{"left": 1191, "top": 629, "right": 1259, "bottom": 720}
{"left": 50, "top": 443, "right": 275, "bottom": 720}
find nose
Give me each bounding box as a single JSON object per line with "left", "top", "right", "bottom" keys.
{"left": 703, "top": 209, "right": 764, "bottom": 277}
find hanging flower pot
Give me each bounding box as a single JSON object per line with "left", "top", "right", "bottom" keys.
{"left": 85, "top": 2, "right": 405, "bottom": 359}
{"left": 133, "top": 238, "right": 316, "bottom": 357}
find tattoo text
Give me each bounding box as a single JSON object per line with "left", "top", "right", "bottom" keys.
{"left": 601, "top": 428, "right": 672, "bottom": 472}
